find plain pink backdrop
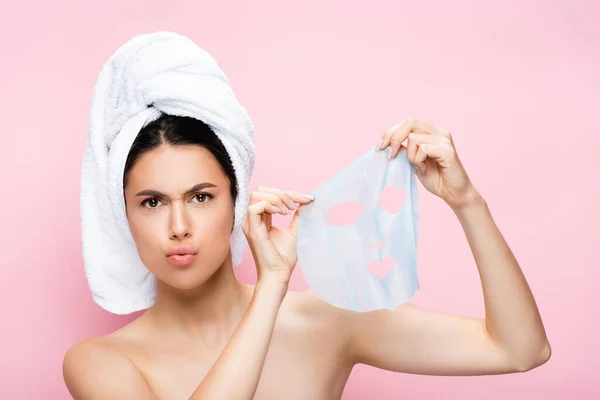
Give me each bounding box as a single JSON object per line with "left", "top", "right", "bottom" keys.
{"left": 1, "top": 0, "right": 598, "bottom": 398}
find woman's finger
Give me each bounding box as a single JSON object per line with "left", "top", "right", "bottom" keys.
{"left": 409, "top": 133, "right": 444, "bottom": 145}
{"left": 284, "top": 191, "right": 314, "bottom": 206}
{"left": 414, "top": 143, "right": 454, "bottom": 174}
{"left": 245, "top": 200, "right": 283, "bottom": 238}
{"left": 388, "top": 144, "right": 408, "bottom": 160}
{"left": 417, "top": 143, "right": 455, "bottom": 164}
{"left": 408, "top": 119, "right": 452, "bottom": 139}
{"left": 387, "top": 124, "right": 413, "bottom": 158}
{"left": 382, "top": 117, "right": 415, "bottom": 151}
{"left": 255, "top": 186, "right": 314, "bottom": 209}
{"left": 262, "top": 211, "right": 272, "bottom": 231}
{"left": 250, "top": 191, "right": 288, "bottom": 214}
{"left": 286, "top": 191, "right": 315, "bottom": 207}
{"left": 380, "top": 118, "right": 452, "bottom": 159}
{"left": 378, "top": 119, "right": 408, "bottom": 151}
{"left": 256, "top": 187, "right": 297, "bottom": 211}
{"left": 288, "top": 203, "right": 307, "bottom": 234}
{"left": 409, "top": 142, "right": 427, "bottom": 171}
{"left": 407, "top": 133, "right": 442, "bottom": 167}
{"left": 414, "top": 145, "right": 429, "bottom": 172}
{"left": 379, "top": 119, "right": 412, "bottom": 156}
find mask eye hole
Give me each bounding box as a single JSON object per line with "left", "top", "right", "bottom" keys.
{"left": 326, "top": 201, "right": 362, "bottom": 226}
{"left": 378, "top": 184, "right": 405, "bottom": 214}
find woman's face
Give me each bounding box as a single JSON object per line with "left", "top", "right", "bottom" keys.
{"left": 124, "top": 144, "right": 235, "bottom": 290}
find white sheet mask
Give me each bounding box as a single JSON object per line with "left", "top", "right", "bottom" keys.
{"left": 296, "top": 146, "right": 420, "bottom": 312}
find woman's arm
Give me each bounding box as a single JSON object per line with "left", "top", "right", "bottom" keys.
{"left": 189, "top": 277, "right": 287, "bottom": 399}
{"left": 345, "top": 191, "right": 551, "bottom": 375}
{"left": 453, "top": 191, "right": 551, "bottom": 367}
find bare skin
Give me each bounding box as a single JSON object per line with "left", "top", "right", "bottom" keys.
{"left": 63, "top": 118, "right": 551, "bottom": 399}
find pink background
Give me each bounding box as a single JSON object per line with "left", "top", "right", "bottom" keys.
{"left": 1, "top": 0, "right": 598, "bottom": 398}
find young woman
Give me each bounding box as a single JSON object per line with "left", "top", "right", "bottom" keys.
{"left": 63, "top": 114, "right": 551, "bottom": 399}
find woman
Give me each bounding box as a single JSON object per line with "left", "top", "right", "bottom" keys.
{"left": 63, "top": 114, "right": 551, "bottom": 399}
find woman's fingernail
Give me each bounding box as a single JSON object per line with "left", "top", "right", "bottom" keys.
{"left": 375, "top": 139, "right": 383, "bottom": 151}
{"left": 303, "top": 194, "right": 315, "bottom": 200}
{"left": 387, "top": 147, "right": 393, "bottom": 160}
{"left": 415, "top": 165, "right": 425, "bottom": 174}
{"left": 289, "top": 201, "right": 297, "bottom": 209}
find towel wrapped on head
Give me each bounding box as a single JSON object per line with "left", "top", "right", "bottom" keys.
{"left": 80, "top": 31, "right": 255, "bottom": 315}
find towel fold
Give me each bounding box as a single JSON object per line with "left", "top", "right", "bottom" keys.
{"left": 80, "top": 31, "right": 255, "bottom": 315}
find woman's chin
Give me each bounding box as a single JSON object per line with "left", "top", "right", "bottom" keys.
{"left": 163, "top": 270, "right": 212, "bottom": 291}
{"left": 147, "top": 252, "right": 228, "bottom": 291}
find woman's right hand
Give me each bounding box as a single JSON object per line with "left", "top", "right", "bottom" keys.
{"left": 242, "top": 186, "right": 315, "bottom": 287}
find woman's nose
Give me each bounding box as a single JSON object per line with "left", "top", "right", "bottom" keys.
{"left": 169, "top": 202, "right": 192, "bottom": 240}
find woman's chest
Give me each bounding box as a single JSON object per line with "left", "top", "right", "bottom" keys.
{"left": 132, "top": 325, "right": 352, "bottom": 400}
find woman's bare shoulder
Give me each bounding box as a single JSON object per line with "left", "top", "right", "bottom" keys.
{"left": 64, "top": 311, "right": 154, "bottom": 364}
{"left": 285, "top": 288, "right": 348, "bottom": 313}
{"left": 62, "top": 320, "right": 156, "bottom": 398}
{"left": 63, "top": 321, "right": 141, "bottom": 375}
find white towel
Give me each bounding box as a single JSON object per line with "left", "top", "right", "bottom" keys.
{"left": 80, "top": 31, "right": 255, "bottom": 315}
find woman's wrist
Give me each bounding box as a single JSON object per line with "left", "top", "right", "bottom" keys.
{"left": 255, "top": 273, "right": 289, "bottom": 301}
{"left": 449, "top": 185, "right": 485, "bottom": 214}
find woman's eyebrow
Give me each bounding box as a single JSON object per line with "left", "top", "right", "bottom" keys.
{"left": 135, "top": 182, "right": 217, "bottom": 197}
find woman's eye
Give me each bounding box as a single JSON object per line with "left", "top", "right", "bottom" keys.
{"left": 142, "top": 198, "right": 161, "bottom": 208}
{"left": 193, "top": 193, "right": 210, "bottom": 203}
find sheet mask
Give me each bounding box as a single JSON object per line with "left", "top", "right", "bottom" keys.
{"left": 296, "top": 146, "right": 420, "bottom": 312}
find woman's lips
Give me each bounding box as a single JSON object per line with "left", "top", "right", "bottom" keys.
{"left": 167, "top": 253, "right": 197, "bottom": 267}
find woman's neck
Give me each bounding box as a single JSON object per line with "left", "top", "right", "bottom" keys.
{"left": 145, "top": 255, "right": 253, "bottom": 346}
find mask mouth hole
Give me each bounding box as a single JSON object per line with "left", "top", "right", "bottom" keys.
{"left": 325, "top": 201, "right": 362, "bottom": 226}
{"left": 366, "top": 256, "right": 395, "bottom": 278}
{"left": 378, "top": 184, "right": 405, "bottom": 214}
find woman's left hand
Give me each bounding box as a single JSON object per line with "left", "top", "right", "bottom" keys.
{"left": 377, "top": 117, "right": 482, "bottom": 210}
